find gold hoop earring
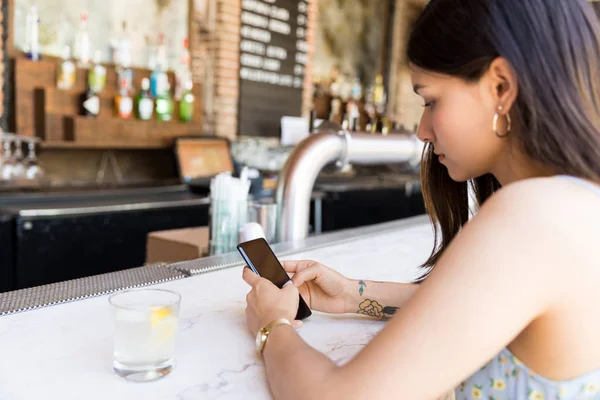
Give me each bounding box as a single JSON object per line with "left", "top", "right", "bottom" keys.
{"left": 493, "top": 107, "right": 512, "bottom": 138}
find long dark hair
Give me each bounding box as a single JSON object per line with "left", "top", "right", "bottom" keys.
{"left": 408, "top": 0, "right": 600, "bottom": 269}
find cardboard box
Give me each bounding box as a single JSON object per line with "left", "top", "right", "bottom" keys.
{"left": 146, "top": 227, "right": 209, "bottom": 264}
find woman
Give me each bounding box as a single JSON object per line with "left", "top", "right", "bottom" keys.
{"left": 242, "top": 0, "right": 600, "bottom": 398}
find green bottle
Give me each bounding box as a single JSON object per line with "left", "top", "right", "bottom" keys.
{"left": 88, "top": 50, "right": 106, "bottom": 94}
{"left": 179, "top": 81, "right": 194, "bottom": 122}
{"left": 136, "top": 78, "right": 153, "bottom": 120}
{"left": 155, "top": 82, "right": 173, "bottom": 121}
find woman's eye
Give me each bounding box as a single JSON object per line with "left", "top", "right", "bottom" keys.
{"left": 423, "top": 101, "right": 436, "bottom": 108}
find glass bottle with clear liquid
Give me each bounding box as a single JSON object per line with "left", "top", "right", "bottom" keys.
{"left": 25, "top": 141, "right": 44, "bottom": 180}
{"left": 1, "top": 139, "right": 16, "bottom": 180}
{"left": 12, "top": 138, "right": 26, "bottom": 179}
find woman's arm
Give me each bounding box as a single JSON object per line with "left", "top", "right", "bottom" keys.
{"left": 280, "top": 259, "right": 420, "bottom": 317}
{"left": 257, "top": 179, "right": 570, "bottom": 400}
{"left": 344, "top": 280, "right": 419, "bottom": 318}
{"left": 259, "top": 281, "right": 418, "bottom": 398}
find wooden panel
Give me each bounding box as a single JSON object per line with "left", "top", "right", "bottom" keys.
{"left": 70, "top": 116, "right": 203, "bottom": 147}
{"left": 44, "top": 114, "right": 71, "bottom": 141}
{"left": 40, "top": 141, "right": 167, "bottom": 150}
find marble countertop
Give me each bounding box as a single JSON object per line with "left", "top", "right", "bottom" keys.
{"left": 0, "top": 220, "right": 434, "bottom": 400}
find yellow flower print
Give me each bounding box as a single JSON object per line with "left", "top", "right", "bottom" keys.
{"left": 500, "top": 356, "right": 508, "bottom": 365}
{"left": 491, "top": 379, "right": 506, "bottom": 391}
{"left": 471, "top": 385, "right": 483, "bottom": 399}
{"left": 528, "top": 390, "right": 544, "bottom": 400}
{"left": 583, "top": 384, "right": 599, "bottom": 394}
{"left": 559, "top": 386, "right": 567, "bottom": 397}
{"left": 512, "top": 355, "right": 524, "bottom": 367}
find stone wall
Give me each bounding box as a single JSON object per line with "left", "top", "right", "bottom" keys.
{"left": 387, "top": 0, "right": 427, "bottom": 131}
{"left": 312, "top": 0, "right": 387, "bottom": 86}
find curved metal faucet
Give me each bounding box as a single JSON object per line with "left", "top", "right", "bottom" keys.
{"left": 276, "top": 129, "right": 423, "bottom": 242}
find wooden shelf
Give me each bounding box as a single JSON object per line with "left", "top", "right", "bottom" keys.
{"left": 14, "top": 56, "right": 204, "bottom": 149}
{"left": 40, "top": 141, "right": 169, "bottom": 150}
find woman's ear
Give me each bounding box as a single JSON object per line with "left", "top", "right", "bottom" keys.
{"left": 487, "top": 57, "right": 518, "bottom": 112}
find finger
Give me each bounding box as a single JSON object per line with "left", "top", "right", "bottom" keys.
{"left": 282, "top": 280, "right": 299, "bottom": 294}
{"left": 242, "top": 267, "right": 261, "bottom": 286}
{"left": 291, "top": 320, "right": 304, "bottom": 329}
{"left": 281, "top": 260, "right": 313, "bottom": 273}
{"left": 291, "top": 265, "right": 322, "bottom": 287}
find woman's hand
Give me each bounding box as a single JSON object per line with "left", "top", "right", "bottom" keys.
{"left": 242, "top": 267, "right": 303, "bottom": 334}
{"left": 282, "top": 260, "right": 352, "bottom": 314}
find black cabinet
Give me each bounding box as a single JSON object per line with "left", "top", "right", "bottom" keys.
{"left": 14, "top": 203, "right": 208, "bottom": 289}
{"left": 314, "top": 185, "right": 425, "bottom": 233}
{"left": 0, "top": 213, "right": 15, "bottom": 292}
{"left": 0, "top": 186, "right": 209, "bottom": 292}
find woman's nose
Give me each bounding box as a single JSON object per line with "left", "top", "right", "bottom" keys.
{"left": 416, "top": 113, "right": 434, "bottom": 143}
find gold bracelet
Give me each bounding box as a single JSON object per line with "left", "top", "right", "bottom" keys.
{"left": 255, "top": 318, "right": 292, "bottom": 355}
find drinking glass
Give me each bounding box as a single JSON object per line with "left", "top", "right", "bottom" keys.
{"left": 109, "top": 289, "right": 181, "bottom": 382}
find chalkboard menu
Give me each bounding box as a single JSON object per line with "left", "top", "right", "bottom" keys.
{"left": 238, "top": 0, "right": 308, "bottom": 137}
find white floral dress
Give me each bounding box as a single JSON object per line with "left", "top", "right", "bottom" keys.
{"left": 455, "top": 348, "right": 600, "bottom": 400}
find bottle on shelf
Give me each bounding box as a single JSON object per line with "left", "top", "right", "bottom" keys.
{"left": 328, "top": 67, "right": 342, "bottom": 124}
{"left": 346, "top": 75, "right": 362, "bottom": 132}
{"left": 347, "top": 102, "right": 360, "bottom": 132}
{"left": 88, "top": 50, "right": 106, "bottom": 94}
{"left": 339, "top": 75, "right": 352, "bottom": 104}
{"left": 136, "top": 78, "right": 154, "bottom": 121}
{"left": 73, "top": 11, "right": 91, "bottom": 67}
{"left": 175, "top": 38, "right": 191, "bottom": 101}
{"left": 57, "top": 46, "right": 76, "bottom": 90}
{"left": 115, "top": 78, "right": 133, "bottom": 119}
{"left": 25, "top": 5, "right": 41, "bottom": 61}
{"left": 179, "top": 80, "right": 195, "bottom": 122}
{"left": 351, "top": 75, "right": 362, "bottom": 101}
{"left": 155, "top": 82, "right": 174, "bottom": 121}
{"left": 329, "top": 96, "right": 342, "bottom": 125}
{"left": 145, "top": 35, "right": 157, "bottom": 71}
{"left": 372, "top": 74, "right": 387, "bottom": 115}
{"left": 308, "top": 109, "right": 317, "bottom": 134}
{"left": 157, "top": 33, "right": 168, "bottom": 70}
{"left": 151, "top": 33, "right": 169, "bottom": 98}
{"left": 115, "top": 21, "right": 134, "bottom": 94}
{"left": 80, "top": 83, "right": 100, "bottom": 118}
{"left": 116, "top": 21, "right": 131, "bottom": 69}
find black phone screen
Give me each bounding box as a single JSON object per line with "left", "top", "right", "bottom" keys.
{"left": 237, "top": 238, "right": 312, "bottom": 320}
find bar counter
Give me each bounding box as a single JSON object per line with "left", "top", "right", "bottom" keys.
{"left": 0, "top": 215, "right": 433, "bottom": 399}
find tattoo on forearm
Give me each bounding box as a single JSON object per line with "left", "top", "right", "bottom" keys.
{"left": 357, "top": 299, "right": 399, "bottom": 319}
{"left": 358, "top": 280, "right": 367, "bottom": 296}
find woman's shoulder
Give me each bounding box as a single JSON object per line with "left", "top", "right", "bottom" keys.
{"left": 490, "top": 175, "right": 600, "bottom": 211}
{"left": 474, "top": 175, "right": 599, "bottom": 255}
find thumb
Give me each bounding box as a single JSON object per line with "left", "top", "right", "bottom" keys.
{"left": 291, "top": 320, "right": 304, "bottom": 329}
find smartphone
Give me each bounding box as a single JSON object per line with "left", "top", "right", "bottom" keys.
{"left": 237, "top": 238, "right": 312, "bottom": 320}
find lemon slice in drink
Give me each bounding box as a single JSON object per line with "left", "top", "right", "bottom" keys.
{"left": 151, "top": 306, "right": 172, "bottom": 327}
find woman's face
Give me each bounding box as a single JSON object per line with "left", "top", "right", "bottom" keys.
{"left": 410, "top": 64, "right": 510, "bottom": 182}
